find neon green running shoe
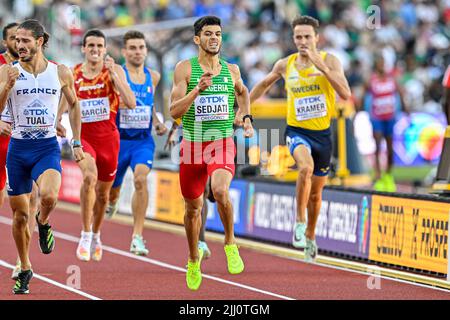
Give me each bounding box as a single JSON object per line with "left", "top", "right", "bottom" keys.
{"left": 224, "top": 244, "right": 244, "bottom": 275}
{"left": 382, "top": 173, "right": 397, "bottom": 192}
{"left": 373, "top": 178, "right": 386, "bottom": 192}
{"left": 186, "top": 249, "right": 203, "bottom": 291}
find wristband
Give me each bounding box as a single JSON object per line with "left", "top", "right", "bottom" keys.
{"left": 71, "top": 139, "right": 83, "bottom": 148}
{"left": 242, "top": 114, "right": 253, "bottom": 123}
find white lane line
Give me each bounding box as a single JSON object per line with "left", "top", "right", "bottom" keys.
{"left": 0, "top": 259, "right": 101, "bottom": 300}
{"left": 311, "top": 260, "right": 450, "bottom": 294}
{"left": 0, "top": 216, "right": 294, "bottom": 300}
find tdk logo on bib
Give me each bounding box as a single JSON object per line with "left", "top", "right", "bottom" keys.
{"left": 82, "top": 99, "right": 106, "bottom": 107}
{"left": 298, "top": 96, "right": 322, "bottom": 105}
{"left": 23, "top": 109, "right": 49, "bottom": 116}
{"left": 199, "top": 96, "right": 225, "bottom": 104}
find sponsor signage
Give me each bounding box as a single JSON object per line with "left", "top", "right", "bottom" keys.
{"left": 369, "top": 195, "right": 450, "bottom": 273}
{"left": 247, "top": 182, "right": 371, "bottom": 258}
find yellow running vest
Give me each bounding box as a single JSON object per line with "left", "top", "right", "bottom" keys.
{"left": 285, "top": 52, "right": 336, "bottom": 130}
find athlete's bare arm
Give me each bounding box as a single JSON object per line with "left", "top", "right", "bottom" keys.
{"left": 105, "top": 55, "right": 136, "bottom": 109}
{"left": 228, "top": 63, "right": 253, "bottom": 137}
{"left": 149, "top": 68, "right": 166, "bottom": 135}
{"left": 249, "top": 58, "right": 287, "bottom": 104}
{"left": 309, "top": 51, "right": 351, "bottom": 100}
{"left": 0, "top": 64, "right": 19, "bottom": 114}
{"left": 58, "top": 64, "right": 84, "bottom": 162}
{"left": 169, "top": 60, "right": 202, "bottom": 119}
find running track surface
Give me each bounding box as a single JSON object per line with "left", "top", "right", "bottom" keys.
{"left": 0, "top": 203, "right": 449, "bottom": 300}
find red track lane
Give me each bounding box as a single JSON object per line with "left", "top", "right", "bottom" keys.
{"left": 0, "top": 204, "right": 450, "bottom": 300}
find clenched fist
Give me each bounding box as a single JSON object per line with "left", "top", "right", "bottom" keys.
{"left": 6, "top": 66, "right": 19, "bottom": 90}
{"left": 104, "top": 55, "right": 116, "bottom": 73}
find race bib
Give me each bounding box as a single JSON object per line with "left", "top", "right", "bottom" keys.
{"left": 119, "top": 106, "right": 151, "bottom": 129}
{"left": 372, "top": 95, "right": 395, "bottom": 116}
{"left": 194, "top": 94, "right": 229, "bottom": 122}
{"left": 294, "top": 94, "right": 327, "bottom": 121}
{"left": 80, "top": 97, "right": 110, "bottom": 123}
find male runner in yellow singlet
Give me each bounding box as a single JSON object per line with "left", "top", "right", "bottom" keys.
{"left": 250, "top": 15, "right": 351, "bottom": 262}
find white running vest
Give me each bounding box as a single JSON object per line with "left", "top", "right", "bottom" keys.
{"left": 7, "top": 61, "right": 61, "bottom": 139}
{"left": 0, "top": 103, "right": 12, "bottom": 122}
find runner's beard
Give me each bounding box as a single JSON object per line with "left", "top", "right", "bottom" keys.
{"left": 7, "top": 45, "right": 19, "bottom": 59}
{"left": 19, "top": 47, "right": 37, "bottom": 62}
{"left": 200, "top": 42, "right": 221, "bottom": 56}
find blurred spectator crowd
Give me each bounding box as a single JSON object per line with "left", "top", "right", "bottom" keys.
{"left": 0, "top": 0, "right": 449, "bottom": 114}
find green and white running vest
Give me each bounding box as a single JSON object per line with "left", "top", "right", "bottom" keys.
{"left": 182, "top": 57, "right": 235, "bottom": 142}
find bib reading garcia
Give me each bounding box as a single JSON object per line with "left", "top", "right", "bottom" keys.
{"left": 285, "top": 52, "right": 336, "bottom": 131}
{"left": 182, "top": 57, "right": 235, "bottom": 142}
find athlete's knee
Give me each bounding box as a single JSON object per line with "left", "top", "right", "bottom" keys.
{"left": 95, "top": 190, "right": 109, "bottom": 206}
{"left": 211, "top": 184, "right": 229, "bottom": 204}
{"left": 185, "top": 198, "right": 203, "bottom": 218}
{"left": 299, "top": 166, "right": 313, "bottom": 180}
{"left": 83, "top": 172, "right": 97, "bottom": 189}
{"left": 40, "top": 191, "right": 58, "bottom": 208}
{"left": 309, "top": 190, "right": 323, "bottom": 204}
{"left": 133, "top": 174, "right": 147, "bottom": 192}
{"left": 13, "top": 210, "right": 29, "bottom": 227}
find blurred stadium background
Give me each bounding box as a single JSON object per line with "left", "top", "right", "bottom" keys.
{"left": 1, "top": 0, "right": 449, "bottom": 192}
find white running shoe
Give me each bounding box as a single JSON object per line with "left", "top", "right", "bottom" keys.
{"left": 292, "top": 222, "right": 307, "bottom": 248}
{"left": 11, "top": 260, "right": 21, "bottom": 280}
{"left": 105, "top": 202, "right": 119, "bottom": 219}
{"left": 198, "top": 241, "right": 211, "bottom": 259}
{"left": 304, "top": 238, "right": 318, "bottom": 263}
{"left": 130, "top": 234, "right": 149, "bottom": 256}
{"left": 91, "top": 233, "right": 103, "bottom": 262}
{"left": 76, "top": 231, "right": 92, "bottom": 261}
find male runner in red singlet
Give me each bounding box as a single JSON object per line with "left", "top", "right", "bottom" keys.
{"left": 70, "top": 29, "right": 135, "bottom": 262}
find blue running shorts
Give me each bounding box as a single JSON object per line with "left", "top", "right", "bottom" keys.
{"left": 112, "top": 137, "right": 155, "bottom": 188}
{"left": 284, "top": 125, "right": 332, "bottom": 177}
{"left": 7, "top": 137, "right": 61, "bottom": 196}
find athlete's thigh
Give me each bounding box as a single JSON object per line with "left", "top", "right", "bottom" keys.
{"left": 310, "top": 134, "right": 332, "bottom": 176}
{"left": 9, "top": 193, "right": 31, "bottom": 215}
{"left": 35, "top": 169, "right": 61, "bottom": 197}
{"left": 31, "top": 142, "right": 62, "bottom": 191}
{"left": 210, "top": 168, "right": 233, "bottom": 191}
{"left": 180, "top": 162, "right": 208, "bottom": 200}
{"left": 130, "top": 138, "right": 155, "bottom": 171}
{"left": 112, "top": 140, "right": 132, "bottom": 189}
{"left": 96, "top": 134, "right": 120, "bottom": 182}
{"left": 77, "top": 153, "right": 98, "bottom": 179}
{"left": 285, "top": 127, "right": 314, "bottom": 169}
{"left": 292, "top": 144, "right": 314, "bottom": 169}
{"left": 6, "top": 149, "right": 32, "bottom": 196}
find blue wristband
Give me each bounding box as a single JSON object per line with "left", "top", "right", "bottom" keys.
{"left": 71, "top": 139, "right": 82, "bottom": 148}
